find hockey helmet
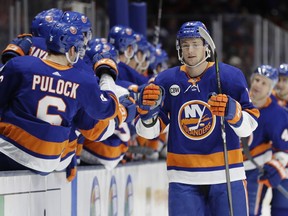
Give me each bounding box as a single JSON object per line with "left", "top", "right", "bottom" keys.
{"left": 86, "top": 38, "right": 117, "bottom": 62}
{"left": 31, "top": 8, "right": 63, "bottom": 38}
{"left": 253, "top": 64, "right": 278, "bottom": 87}
{"left": 108, "top": 25, "right": 137, "bottom": 54}
{"left": 176, "top": 21, "right": 211, "bottom": 67}
{"left": 60, "top": 11, "right": 92, "bottom": 40}
{"left": 46, "top": 22, "right": 84, "bottom": 54}
{"left": 176, "top": 21, "right": 209, "bottom": 50}
{"left": 149, "top": 47, "right": 168, "bottom": 72}
{"left": 278, "top": 63, "right": 288, "bottom": 77}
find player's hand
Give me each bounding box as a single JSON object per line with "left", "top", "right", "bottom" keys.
{"left": 137, "top": 83, "right": 165, "bottom": 121}
{"left": 208, "top": 93, "right": 242, "bottom": 126}
{"left": 258, "top": 159, "right": 287, "bottom": 188}
{"left": 92, "top": 52, "right": 118, "bottom": 81}
{"left": 66, "top": 154, "right": 77, "bottom": 182}
{"left": 1, "top": 33, "right": 33, "bottom": 64}
{"left": 116, "top": 95, "right": 136, "bottom": 126}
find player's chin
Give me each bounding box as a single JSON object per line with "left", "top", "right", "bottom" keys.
{"left": 185, "top": 59, "right": 197, "bottom": 66}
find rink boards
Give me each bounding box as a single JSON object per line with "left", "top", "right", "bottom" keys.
{"left": 0, "top": 161, "right": 168, "bottom": 216}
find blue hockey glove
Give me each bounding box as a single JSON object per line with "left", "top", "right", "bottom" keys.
{"left": 92, "top": 52, "right": 118, "bottom": 81}
{"left": 116, "top": 95, "right": 137, "bottom": 126}
{"left": 137, "top": 83, "right": 165, "bottom": 121}
{"left": 66, "top": 154, "right": 77, "bottom": 182}
{"left": 127, "top": 84, "right": 148, "bottom": 101}
{"left": 208, "top": 93, "right": 243, "bottom": 127}
{"left": 258, "top": 159, "right": 287, "bottom": 188}
{"left": 1, "top": 33, "right": 32, "bottom": 64}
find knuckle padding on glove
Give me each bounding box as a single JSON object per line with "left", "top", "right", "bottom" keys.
{"left": 137, "top": 84, "right": 164, "bottom": 121}
{"left": 141, "top": 86, "right": 161, "bottom": 106}
{"left": 208, "top": 93, "right": 242, "bottom": 126}
{"left": 208, "top": 94, "right": 227, "bottom": 116}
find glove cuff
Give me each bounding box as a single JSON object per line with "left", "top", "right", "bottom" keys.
{"left": 2, "top": 44, "right": 26, "bottom": 56}
{"left": 141, "top": 116, "right": 158, "bottom": 128}
{"left": 93, "top": 58, "right": 118, "bottom": 80}
{"left": 117, "top": 103, "right": 127, "bottom": 126}
{"left": 226, "top": 97, "right": 243, "bottom": 127}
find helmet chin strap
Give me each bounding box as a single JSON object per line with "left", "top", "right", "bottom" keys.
{"left": 66, "top": 52, "right": 80, "bottom": 65}
{"left": 124, "top": 49, "right": 135, "bottom": 64}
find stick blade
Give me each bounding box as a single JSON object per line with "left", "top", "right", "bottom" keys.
{"left": 198, "top": 27, "right": 216, "bottom": 51}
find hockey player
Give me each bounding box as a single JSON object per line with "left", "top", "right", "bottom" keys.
{"left": 149, "top": 45, "right": 168, "bottom": 75}
{"left": 108, "top": 25, "right": 149, "bottom": 85}
{"left": 135, "top": 21, "right": 260, "bottom": 215}
{"left": 274, "top": 63, "right": 288, "bottom": 110}
{"left": 80, "top": 39, "right": 136, "bottom": 170}
{"left": 0, "top": 21, "right": 120, "bottom": 175}
{"left": 131, "top": 33, "right": 150, "bottom": 75}
{"left": 29, "top": 8, "right": 64, "bottom": 59}
{"left": 268, "top": 63, "right": 288, "bottom": 216}
{"left": 244, "top": 65, "right": 288, "bottom": 216}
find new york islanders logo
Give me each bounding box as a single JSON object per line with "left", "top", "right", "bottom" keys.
{"left": 178, "top": 100, "right": 215, "bottom": 140}
{"left": 81, "top": 15, "right": 88, "bottom": 24}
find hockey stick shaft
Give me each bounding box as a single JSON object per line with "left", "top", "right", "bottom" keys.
{"left": 153, "top": 0, "right": 163, "bottom": 46}
{"left": 199, "top": 27, "right": 234, "bottom": 216}
{"left": 241, "top": 137, "right": 288, "bottom": 199}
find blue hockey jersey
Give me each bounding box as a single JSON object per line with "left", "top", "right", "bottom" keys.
{"left": 136, "top": 62, "right": 260, "bottom": 184}
{"left": 0, "top": 55, "right": 118, "bottom": 173}
{"left": 243, "top": 97, "right": 288, "bottom": 170}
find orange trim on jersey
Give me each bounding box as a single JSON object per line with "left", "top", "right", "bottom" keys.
{"left": 76, "top": 143, "right": 83, "bottom": 157}
{"left": 83, "top": 140, "right": 128, "bottom": 158}
{"left": 79, "top": 119, "right": 110, "bottom": 141}
{"left": 136, "top": 135, "right": 158, "bottom": 150}
{"left": 106, "top": 93, "right": 119, "bottom": 120}
{"left": 242, "top": 180, "right": 250, "bottom": 216}
{"left": 243, "top": 142, "right": 272, "bottom": 161}
{"left": 180, "top": 62, "right": 215, "bottom": 76}
{"left": 61, "top": 139, "right": 77, "bottom": 159}
{"left": 0, "top": 122, "right": 68, "bottom": 156}
{"left": 227, "top": 101, "right": 242, "bottom": 125}
{"left": 167, "top": 148, "right": 243, "bottom": 168}
{"left": 42, "top": 59, "right": 72, "bottom": 70}
{"left": 260, "top": 97, "right": 272, "bottom": 109}
{"left": 136, "top": 135, "right": 147, "bottom": 147}
{"left": 146, "top": 139, "right": 158, "bottom": 151}
{"left": 254, "top": 182, "right": 264, "bottom": 215}
{"left": 3, "top": 44, "right": 25, "bottom": 56}
{"left": 244, "top": 108, "right": 260, "bottom": 118}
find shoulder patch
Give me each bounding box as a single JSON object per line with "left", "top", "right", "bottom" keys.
{"left": 169, "top": 84, "right": 180, "bottom": 96}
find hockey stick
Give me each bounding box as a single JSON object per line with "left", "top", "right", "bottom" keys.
{"left": 241, "top": 137, "right": 288, "bottom": 199}
{"left": 153, "top": 0, "right": 163, "bottom": 46}
{"left": 198, "top": 27, "right": 234, "bottom": 216}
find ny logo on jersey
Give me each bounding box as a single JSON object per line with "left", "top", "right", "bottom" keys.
{"left": 178, "top": 100, "right": 215, "bottom": 140}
